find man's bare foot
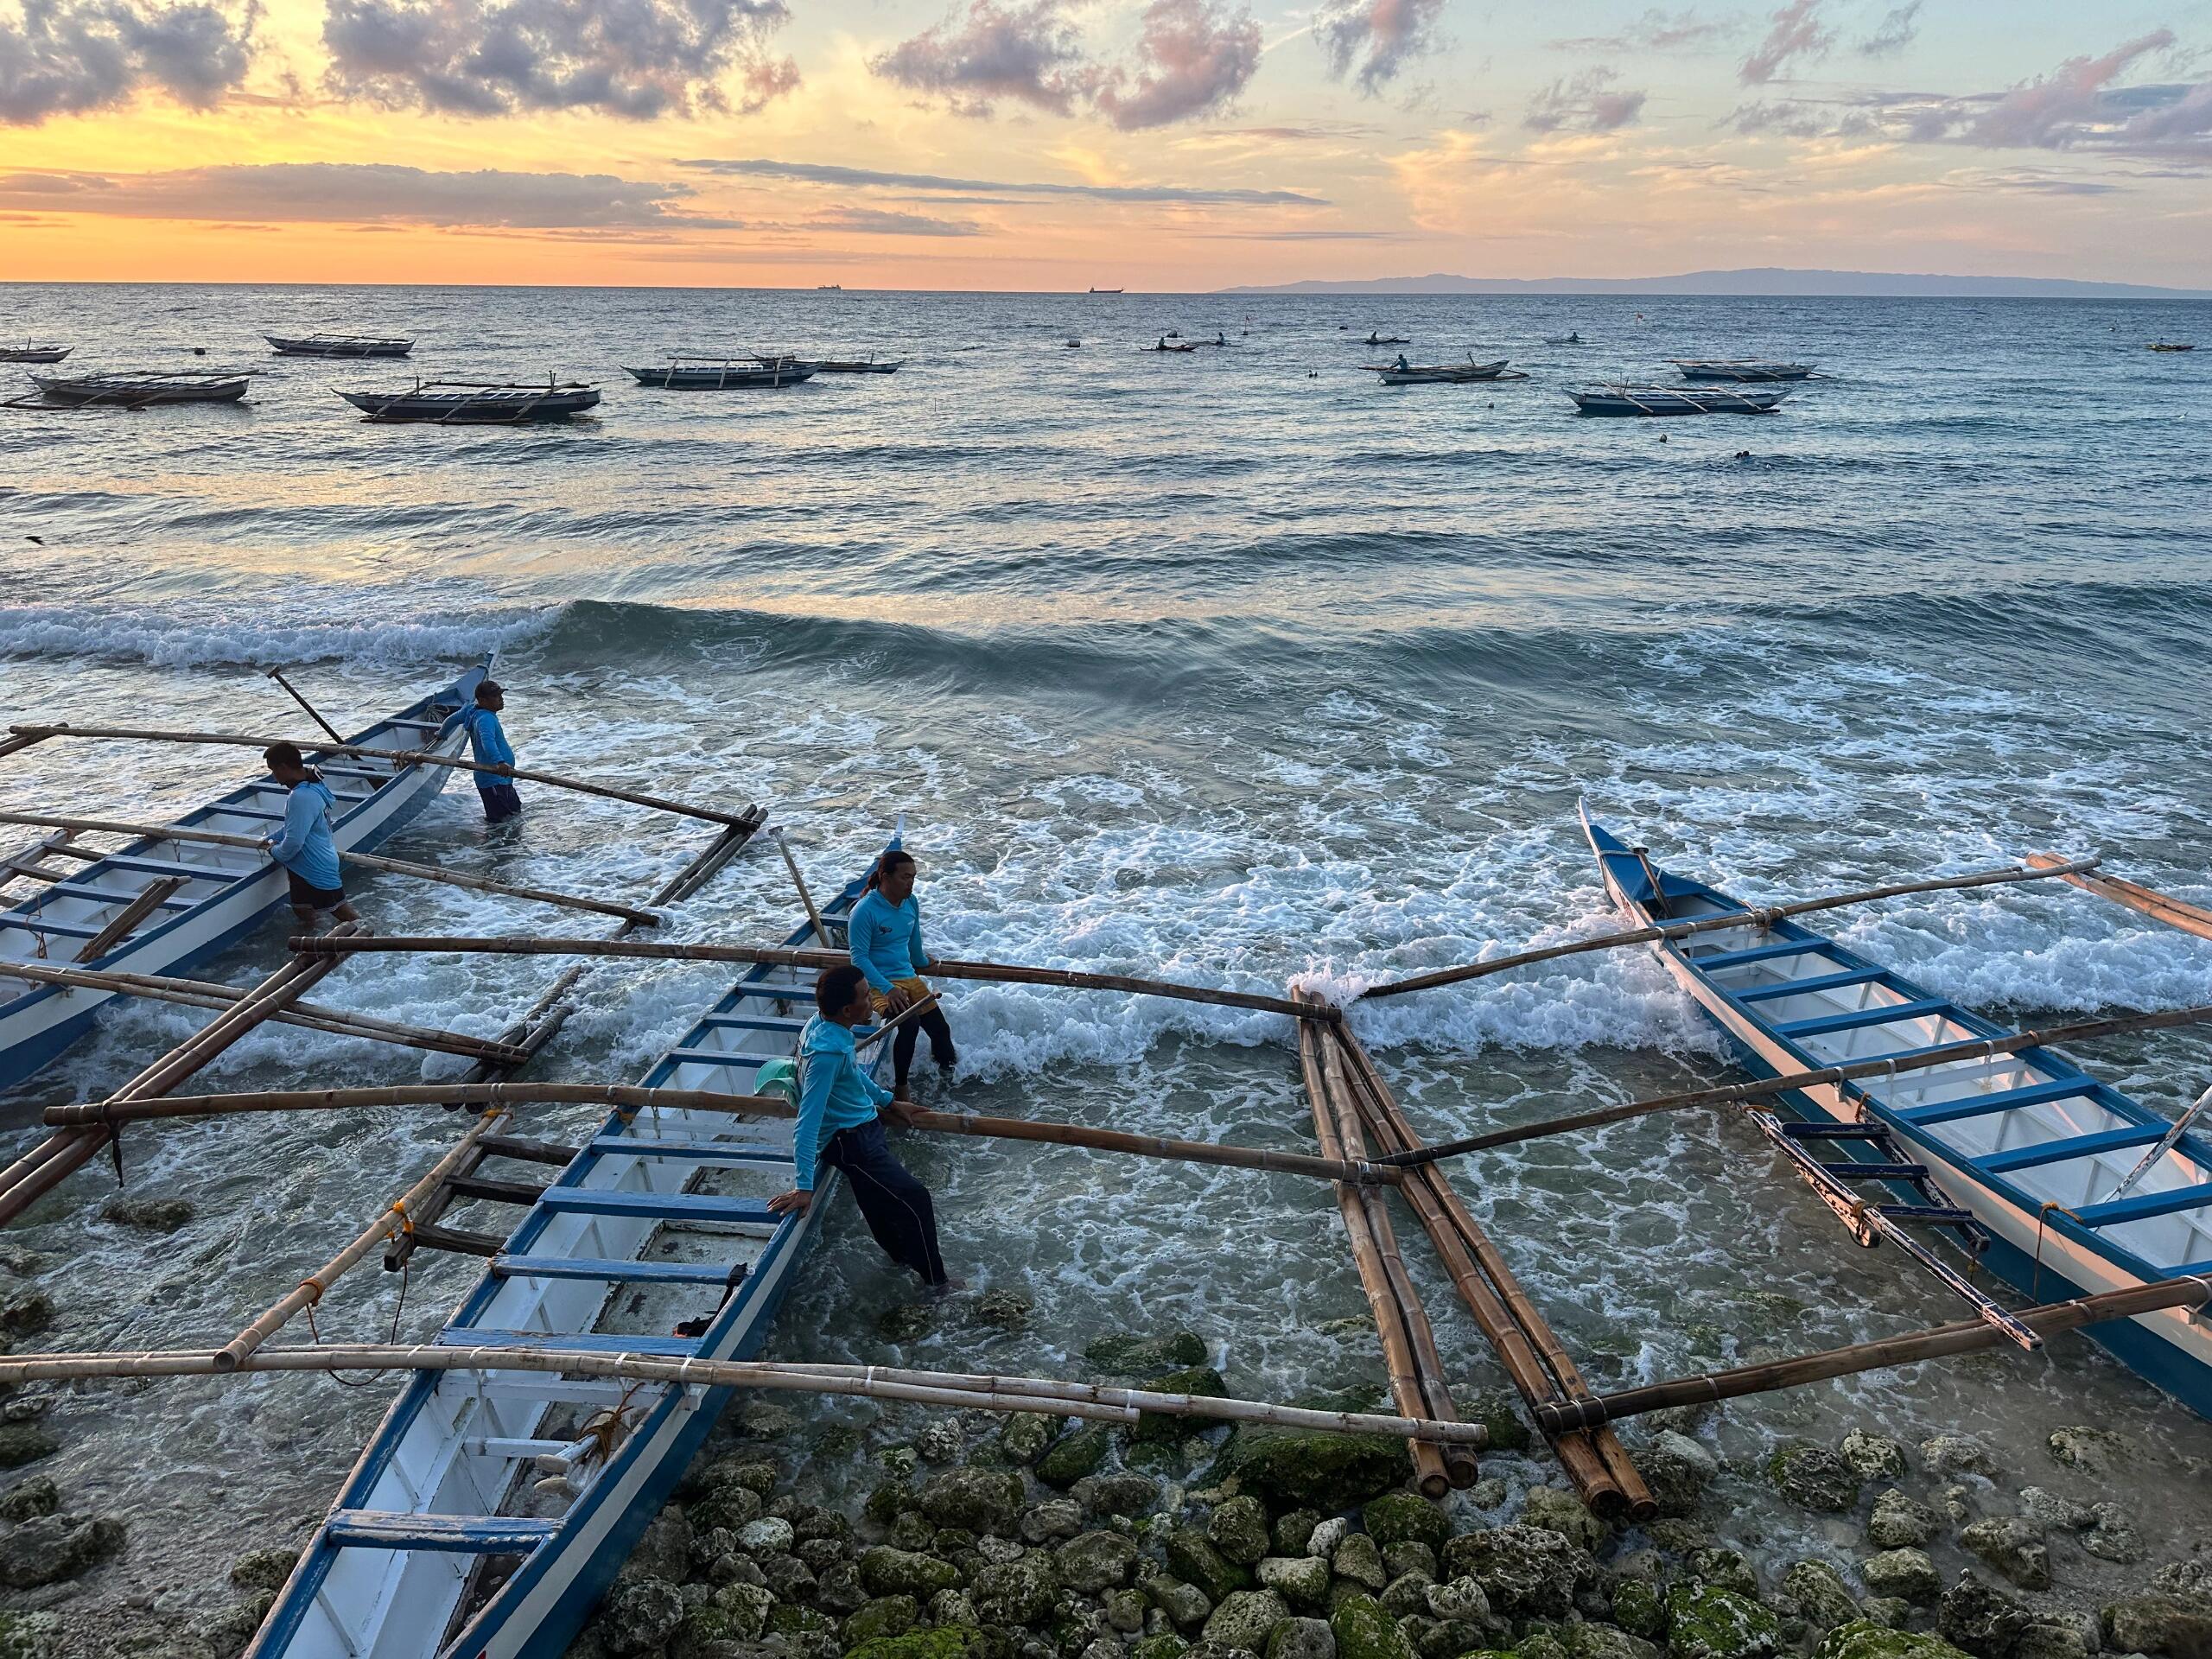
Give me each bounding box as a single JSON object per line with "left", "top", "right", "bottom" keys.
{"left": 925, "top": 1274, "right": 968, "bottom": 1299}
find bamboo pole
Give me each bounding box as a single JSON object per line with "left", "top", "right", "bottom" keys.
{"left": 775, "top": 831, "right": 828, "bottom": 942}
{"left": 0, "top": 1342, "right": 1488, "bottom": 1443}
{"left": 217, "top": 1109, "right": 512, "bottom": 1368}
{"left": 1379, "top": 1000, "right": 2212, "bottom": 1169}
{"left": 266, "top": 667, "right": 346, "bottom": 747}
{"left": 2027, "top": 852, "right": 2212, "bottom": 945}
{"left": 0, "top": 958, "right": 531, "bottom": 1065}
{"left": 287, "top": 934, "right": 1336, "bottom": 1024}
{"left": 0, "top": 812, "right": 660, "bottom": 926}
{"left": 1532, "top": 1274, "right": 2212, "bottom": 1434}
{"left": 73, "top": 877, "right": 184, "bottom": 962}
{"left": 45, "top": 1081, "right": 792, "bottom": 1128}
{"left": 1363, "top": 855, "right": 2102, "bottom": 1001}
{"left": 908, "top": 1108, "right": 1397, "bottom": 1185}
{"left": 6, "top": 723, "right": 756, "bottom": 830}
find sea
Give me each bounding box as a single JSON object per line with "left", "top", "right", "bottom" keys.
{"left": 1, "top": 285, "right": 2209, "bottom": 1644}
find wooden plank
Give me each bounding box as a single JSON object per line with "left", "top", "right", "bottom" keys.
{"left": 73, "top": 876, "right": 185, "bottom": 963}
{"left": 2027, "top": 853, "right": 2212, "bottom": 945}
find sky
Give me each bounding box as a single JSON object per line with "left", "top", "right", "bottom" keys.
{"left": 2, "top": 0, "right": 2209, "bottom": 288}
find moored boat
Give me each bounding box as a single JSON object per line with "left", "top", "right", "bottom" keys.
{"left": 2147, "top": 342, "right": 2196, "bottom": 353}
{"left": 339, "top": 381, "right": 601, "bottom": 423}
{"left": 1670, "top": 359, "right": 1815, "bottom": 381}
{"left": 267, "top": 334, "right": 414, "bottom": 358}
{"left": 626, "top": 354, "right": 814, "bottom": 389}
{"left": 798, "top": 357, "right": 903, "bottom": 374}
{"left": 0, "top": 660, "right": 484, "bottom": 1090}
{"left": 247, "top": 842, "right": 891, "bottom": 1659}
{"left": 30, "top": 370, "right": 250, "bottom": 406}
{"left": 1567, "top": 385, "right": 1789, "bottom": 416}
{"left": 1542, "top": 333, "right": 1583, "bottom": 346}
{"left": 0, "top": 344, "right": 70, "bottom": 364}
{"left": 1373, "top": 355, "right": 1515, "bottom": 385}
{"left": 1583, "top": 806, "right": 2212, "bottom": 1418}
{"left": 1362, "top": 333, "right": 1411, "bottom": 346}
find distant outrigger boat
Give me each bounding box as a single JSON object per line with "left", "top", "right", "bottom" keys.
{"left": 1568, "top": 385, "right": 1789, "bottom": 416}
{"left": 339, "top": 380, "right": 601, "bottom": 423}
{"left": 1671, "top": 359, "right": 1815, "bottom": 382}
{"left": 0, "top": 343, "right": 70, "bottom": 364}
{"left": 1584, "top": 807, "right": 2212, "bottom": 1418}
{"left": 626, "top": 353, "right": 814, "bottom": 389}
{"left": 798, "top": 356, "right": 903, "bottom": 375}
{"left": 30, "top": 370, "right": 250, "bottom": 407}
{"left": 267, "top": 334, "right": 414, "bottom": 359}
{"left": 2147, "top": 342, "right": 2196, "bottom": 353}
{"left": 249, "top": 843, "right": 893, "bottom": 1659}
{"left": 1088, "top": 286, "right": 1124, "bottom": 294}
{"left": 1370, "top": 354, "right": 1519, "bottom": 385}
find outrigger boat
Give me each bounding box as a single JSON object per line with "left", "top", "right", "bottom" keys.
{"left": 797, "top": 357, "right": 903, "bottom": 375}
{"left": 267, "top": 334, "right": 415, "bottom": 359}
{"left": 0, "top": 660, "right": 485, "bottom": 1090}
{"left": 29, "top": 370, "right": 250, "bottom": 407}
{"left": 1670, "top": 359, "right": 1814, "bottom": 382}
{"left": 2147, "top": 343, "right": 2196, "bottom": 353}
{"left": 247, "top": 842, "right": 890, "bottom": 1659}
{"left": 626, "top": 354, "right": 813, "bottom": 389}
{"left": 1542, "top": 334, "right": 1582, "bottom": 346}
{"left": 1567, "top": 385, "right": 1790, "bottom": 416}
{"left": 338, "top": 381, "right": 601, "bottom": 423}
{"left": 1584, "top": 807, "right": 2212, "bottom": 1418}
{"left": 1372, "top": 355, "right": 1517, "bottom": 385}
{"left": 1362, "top": 334, "right": 1411, "bottom": 346}
{"left": 0, "top": 343, "right": 70, "bottom": 364}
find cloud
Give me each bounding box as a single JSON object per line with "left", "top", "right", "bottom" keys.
{"left": 1524, "top": 66, "right": 1646, "bottom": 132}
{"left": 0, "top": 0, "right": 257, "bottom": 124}
{"left": 682, "top": 156, "right": 1325, "bottom": 204}
{"left": 1857, "top": 1, "right": 1918, "bottom": 57}
{"left": 1739, "top": 0, "right": 1832, "bottom": 84}
{"left": 1312, "top": 0, "right": 1446, "bottom": 93}
{"left": 0, "top": 162, "right": 739, "bottom": 226}
{"left": 1548, "top": 9, "right": 1731, "bottom": 54}
{"left": 867, "top": 0, "right": 1096, "bottom": 116}
{"left": 320, "top": 0, "right": 795, "bottom": 118}
{"left": 1096, "top": 0, "right": 1261, "bottom": 129}
{"left": 1859, "top": 32, "right": 2210, "bottom": 159}
{"left": 804, "top": 206, "right": 982, "bottom": 235}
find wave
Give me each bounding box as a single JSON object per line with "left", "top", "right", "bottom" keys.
{"left": 0, "top": 601, "right": 555, "bottom": 671}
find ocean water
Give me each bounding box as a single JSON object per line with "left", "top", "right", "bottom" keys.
{"left": 2, "top": 285, "right": 2211, "bottom": 1643}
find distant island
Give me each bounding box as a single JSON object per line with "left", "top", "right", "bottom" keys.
{"left": 1222, "top": 267, "right": 2212, "bottom": 300}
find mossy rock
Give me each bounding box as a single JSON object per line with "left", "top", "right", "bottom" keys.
{"left": 1814, "top": 1622, "right": 1973, "bottom": 1659}
{"left": 1466, "top": 1391, "right": 1532, "bottom": 1454}
{"left": 1614, "top": 1580, "right": 1671, "bottom": 1642}
{"left": 1088, "top": 1333, "right": 1209, "bottom": 1376}
{"left": 0, "top": 1611, "right": 63, "bottom": 1659}
{"left": 1222, "top": 1426, "right": 1410, "bottom": 1513}
{"left": 1134, "top": 1367, "right": 1230, "bottom": 1444}
{"left": 1328, "top": 1592, "right": 1414, "bottom": 1659}
{"left": 1133, "top": 1638, "right": 1193, "bottom": 1659}
{"left": 843, "top": 1596, "right": 919, "bottom": 1646}
{"left": 845, "top": 1625, "right": 999, "bottom": 1659}
{"left": 1363, "top": 1493, "right": 1447, "bottom": 1554}
{"left": 1037, "top": 1424, "right": 1114, "bottom": 1487}
{"left": 1665, "top": 1586, "right": 1781, "bottom": 1659}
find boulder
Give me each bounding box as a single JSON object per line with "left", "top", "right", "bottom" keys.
{"left": 919, "top": 1468, "right": 1027, "bottom": 1536}
{"left": 844, "top": 1628, "right": 1000, "bottom": 1659}
{"left": 1917, "top": 1438, "right": 1999, "bottom": 1480}
{"left": 1438, "top": 1527, "right": 1590, "bottom": 1620}
{"left": 816, "top": 1560, "right": 869, "bottom": 1617}
{"left": 191, "top": 1592, "right": 276, "bottom": 1659}
{"left": 1087, "top": 1333, "right": 1210, "bottom": 1376}
{"left": 755, "top": 1550, "right": 817, "bottom": 1604}
{"left": 1521, "top": 1489, "right": 1606, "bottom": 1554}
{"left": 845, "top": 1597, "right": 920, "bottom": 1645}
{"left": 1022, "top": 1501, "right": 1085, "bottom": 1544}
{"left": 0, "top": 1480, "right": 58, "bottom": 1525}
{"left": 1169, "top": 1528, "right": 1255, "bottom": 1603}
{"left": 1135, "top": 1640, "right": 1194, "bottom": 1659}
{"left": 1144, "top": 1574, "right": 1217, "bottom": 1631}
{"left": 1664, "top": 1586, "right": 1782, "bottom": 1659}
{"left": 1565, "top": 1624, "right": 1662, "bottom": 1659}
{"left": 1206, "top": 1591, "right": 1292, "bottom": 1653}
{"left": 1638, "top": 1434, "right": 1718, "bottom": 1519}
{"left": 2015, "top": 1490, "right": 2092, "bottom": 1531}
{"left": 1058, "top": 1533, "right": 1141, "bottom": 1595}
{"left": 0, "top": 1513, "right": 124, "bottom": 1588}
{"left": 688, "top": 1480, "right": 764, "bottom": 1534}
{"left": 1937, "top": 1573, "right": 2037, "bottom": 1659}
{"left": 1420, "top": 1577, "right": 1487, "bottom": 1624}
{"left": 0, "top": 1293, "right": 52, "bottom": 1337}
{"left": 1379, "top": 1573, "right": 1431, "bottom": 1618}
{"left": 971, "top": 1556, "right": 1059, "bottom": 1626}
{"left": 1211, "top": 1498, "right": 1274, "bottom": 1568}
{"left": 1134, "top": 1369, "right": 1230, "bottom": 1444}
{"left": 1002, "top": 1414, "right": 1058, "bottom": 1465}
{"left": 1332, "top": 1534, "right": 1387, "bottom": 1593}
{"left": 1867, "top": 1491, "right": 1939, "bottom": 1550}
{"left": 1815, "top": 1622, "right": 1975, "bottom": 1659}
{"left": 1326, "top": 1593, "right": 1414, "bottom": 1659}
{"left": 1274, "top": 1511, "right": 1323, "bottom": 1557}
{"left": 690, "top": 1581, "right": 775, "bottom": 1646}
{"left": 861, "top": 1547, "right": 963, "bottom": 1601}
{"left": 0, "top": 1427, "right": 58, "bottom": 1470}
{"left": 2081, "top": 1506, "right": 2144, "bottom": 1565}
{"left": 2010, "top": 1622, "right": 2093, "bottom": 1659}
{"left": 2101, "top": 1596, "right": 2212, "bottom": 1659}
{"left": 1038, "top": 1427, "right": 1115, "bottom": 1488}
{"left": 1361, "top": 1496, "right": 1447, "bottom": 1556}
{"left": 1613, "top": 1580, "right": 1670, "bottom": 1642}
{"left": 1468, "top": 1392, "right": 1532, "bottom": 1454}
{"left": 101, "top": 1196, "right": 196, "bottom": 1232}
{"left": 972, "top": 1287, "right": 1032, "bottom": 1331}
{"left": 1769, "top": 1443, "right": 1862, "bottom": 1515}
{"left": 597, "top": 1578, "right": 687, "bottom": 1656}
{"left": 917, "top": 1419, "right": 966, "bottom": 1463}
{"left": 1688, "top": 1550, "right": 1758, "bottom": 1599}
{"left": 2044, "top": 1428, "right": 2121, "bottom": 1475}
{"left": 1839, "top": 1432, "right": 1910, "bottom": 1482}
{"left": 1382, "top": 1545, "right": 1435, "bottom": 1584}
{"left": 619, "top": 1509, "right": 693, "bottom": 1586}
{"left": 1258, "top": 1557, "right": 1334, "bottom": 1610}
{"left": 0, "top": 1611, "right": 62, "bottom": 1659}
{"left": 1268, "top": 1618, "right": 1337, "bottom": 1659}
{"left": 1077, "top": 1474, "right": 1163, "bottom": 1520}
{"left": 1862, "top": 1552, "right": 1942, "bottom": 1606}
{"left": 1958, "top": 1522, "right": 2050, "bottom": 1592}
{"left": 1224, "top": 1428, "right": 1411, "bottom": 1514}
{"left": 1783, "top": 1561, "right": 1860, "bottom": 1633}
{"left": 229, "top": 1545, "right": 296, "bottom": 1593}
{"left": 1306, "top": 1519, "right": 1350, "bottom": 1561}
{"left": 1859, "top": 1600, "right": 1913, "bottom": 1634}
{"left": 737, "top": 1517, "right": 794, "bottom": 1555}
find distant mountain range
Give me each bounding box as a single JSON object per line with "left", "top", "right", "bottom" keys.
{"left": 1221, "top": 267, "right": 2212, "bottom": 300}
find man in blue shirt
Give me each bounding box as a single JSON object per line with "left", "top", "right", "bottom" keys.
{"left": 459, "top": 681, "right": 521, "bottom": 823}
{"left": 260, "top": 742, "right": 360, "bottom": 931}
{"left": 848, "top": 847, "right": 957, "bottom": 1102}
{"left": 767, "top": 965, "right": 957, "bottom": 1290}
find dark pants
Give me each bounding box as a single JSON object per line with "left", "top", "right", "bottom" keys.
{"left": 820, "top": 1117, "right": 947, "bottom": 1286}
{"left": 893, "top": 1005, "right": 957, "bottom": 1090}
{"left": 479, "top": 784, "right": 523, "bottom": 823}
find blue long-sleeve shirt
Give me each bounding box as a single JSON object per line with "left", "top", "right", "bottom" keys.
{"left": 849, "top": 888, "right": 928, "bottom": 995}
{"left": 460, "top": 707, "right": 515, "bottom": 783}
{"left": 267, "top": 779, "right": 341, "bottom": 890}
{"left": 791, "top": 1015, "right": 891, "bottom": 1191}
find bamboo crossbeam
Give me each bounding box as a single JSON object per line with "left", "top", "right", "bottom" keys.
{"left": 908, "top": 1109, "right": 1397, "bottom": 1185}
{"left": 44, "top": 1081, "right": 791, "bottom": 1127}
{"left": 286, "top": 934, "right": 1333, "bottom": 1024}
{"left": 1379, "top": 1000, "right": 2212, "bottom": 1169}
{"left": 0, "top": 959, "right": 531, "bottom": 1065}
{"left": 5, "top": 723, "right": 755, "bottom": 830}
{"left": 1363, "top": 855, "right": 2102, "bottom": 1001}
{"left": 2028, "top": 853, "right": 2212, "bottom": 944}
{"left": 1534, "top": 1274, "right": 2212, "bottom": 1434}
{"left": 73, "top": 877, "right": 183, "bottom": 962}
{"left": 0, "top": 812, "right": 659, "bottom": 925}
{"left": 0, "top": 1344, "right": 1491, "bottom": 1445}
{"left": 776, "top": 830, "right": 827, "bottom": 941}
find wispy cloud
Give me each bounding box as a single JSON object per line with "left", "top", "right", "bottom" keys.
{"left": 0, "top": 0, "right": 257, "bottom": 124}
{"left": 804, "top": 206, "right": 982, "bottom": 235}
{"left": 1856, "top": 1, "right": 1919, "bottom": 58}
{"left": 1739, "top": 0, "right": 1832, "bottom": 84}
{"left": 1525, "top": 67, "right": 1647, "bottom": 132}
{"left": 1312, "top": 0, "right": 1446, "bottom": 94}
{"left": 1548, "top": 8, "right": 1732, "bottom": 54}
{"left": 682, "top": 157, "right": 1326, "bottom": 204}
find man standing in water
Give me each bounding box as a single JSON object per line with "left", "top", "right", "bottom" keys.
{"left": 767, "top": 965, "right": 957, "bottom": 1292}
{"left": 260, "top": 742, "right": 360, "bottom": 931}
{"left": 848, "top": 846, "right": 957, "bottom": 1102}
{"left": 460, "top": 680, "right": 521, "bottom": 823}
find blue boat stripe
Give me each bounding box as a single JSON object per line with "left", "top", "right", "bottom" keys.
{"left": 535, "top": 1190, "right": 777, "bottom": 1223}
{"left": 434, "top": 1328, "right": 705, "bottom": 1357}
{"left": 665, "top": 1047, "right": 773, "bottom": 1069}
{"left": 1902, "top": 1078, "right": 2105, "bottom": 1125}
{"left": 490, "top": 1255, "right": 747, "bottom": 1285}
{"left": 3, "top": 914, "right": 111, "bottom": 940}
{"left": 1775, "top": 997, "right": 1952, "bottom": 1038}
{"left": 2073, "top": 1181, "right": 2212, "bottom": 1229}
{"left": 37, "top": 880, "right": 199, "bottom": 911}
{"left": 1976, "top": 1125, "right": 2171, "bottom": 1175}
{"left": 1692, "top": 939, "right": 1833, "bottom": 969}
{"left": 1734, "top": 968, "right": 1888, "bottom": 1003}
{"left": 326, "top": 1511, "right": 557, "bottom": 1552}
{"left": 585, "top": 1137, "right": 793, "bottom": 1165}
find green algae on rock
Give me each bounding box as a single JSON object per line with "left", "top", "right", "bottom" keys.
{"left": 1665, "top": 1585, "right": 1782, "bottom": 1659}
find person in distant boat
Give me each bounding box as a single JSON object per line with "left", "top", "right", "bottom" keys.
{"left": 260, "top": 742, "right": 359, "bottom": 931}
{"left": 849, "top": 845, "right": 957, "bottom": 1102}
{"left": 460, "top": 680, "right": 521, "bottom": 823}
{"left": 767, "top": 964, "right": 957, "bottom": 1292}
{"left": 1393, "top": 353, "right": 1410, "bottom": 372}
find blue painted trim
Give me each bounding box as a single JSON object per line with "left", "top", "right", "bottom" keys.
{"left": 490, "top": 1256, "right": 748, "bottom": 1286}
{"left": 1902, "top": 1077, "right": 2104, "bottom": 1126}
{"left": 1734, "top": 968, "right": 1887, "bottom": 1003}
{"left": 3, "top": 914, "right": 106, "bottom": 940}
{"left": 37, "top": 880, "right": 197, "bottom": 911}
{"left": 584, "top": 1138, "right": 793, "bottom": 1165}
{"left": 1978, "top": 1126, "right": 2171, "bottom": 1175}
{"left": 696, "top": 1014, "right": 809, "bottom": 1034}
{"left": 1776, "top": 997, "right": 1951, "bottom": 1038}
{"left": 326, "top": 1512, "right": 556, "bottom": 1552}
{"left": 435, "top": 1329, "right": 703, "bottom": 1357}
{"left": 532, "top": 1190, "right": 776, "bottom": 1223}
{"left": 1694, "top": 939, "right": 1834, "bottom": 969}
{"left": 664, "top": 1047, "right": 772, "bottom": 1070}
{"left": 2075, "top": 1182, "right": 2212, "bottom": 1229}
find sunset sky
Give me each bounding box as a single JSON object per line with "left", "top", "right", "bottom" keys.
{"left": 3, "top": 0, "right": 2208, "bottom": 288}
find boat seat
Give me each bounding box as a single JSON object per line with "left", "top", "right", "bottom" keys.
{"left": 323, "top": 1511, "right": 556, "bottom": 1552}
{"left": 533, "top": 1189, "right": 778, "bottom": 1224}
{"left": 386, "top": 718, "right": 446, "bottom": 732}
{"left": 1692, "top": 940, "right": 1828, "bottom": 970}
{"left": 697, "top": 1014, "right": 809, "bottom": 1035}
{"left": 95, "top": 855, "right": 245, "bottom": 881}
{"left": 588, "top": 1137, "right": 792, "bottom": 1165}
{"left": 664, "top": 1047, "right": 773, "bottom": 1070}
{"left": 200, "top": 804, "right": 284, "bottom": 823}
{"left": 2073, "top": 1181, "right": 2212, "bottom": 1229}
{"left": 1776, "top": 998, "right": 1951, "bottom": 1039}
{"left": 435, "top": 1326, "right": 704, "bottom": 1357}
{"left": 2, "top": 914, "right": 107, "bottom": 941}
{"left": 1900, "top": 1077, "right": 2101, "bottom": 1126}
{"left": 37, "top": 880, "right": 195, "bottom": 912}
{"left": 490, "top": 1255, "right": 742, "bottom": 1286}
{"left": 724, "top": 983, "right": 813, "bottom": 1001}
{"left": 1976, "top": 1125, "right": 2171, "bottom": 1176}
{"left": 1734, "top": 969, "right": 1887, "bottom": 1004}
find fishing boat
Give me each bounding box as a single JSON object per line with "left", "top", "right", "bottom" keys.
{"left": 1363, "top": 334, "right": 1412, "bottom": 346}
{"left": 797, "top": 357, "right": 903, "bottom": 374}
{"left": 267, "top": 334, "right": 415, "bottom": 359}
{"left": 1088, "top": 287, "right": 1124, "bottom": 294}
{"left": 2148, "top": 342, "right": 2196, "bottom": 353}
{"left": 1583, "top": 806, "right": 2212, "bottom": 1418}
{"left": 30, "top": 370, "right": 250, "bottom": 407}
{"left": 1670, "top": 359, "right": 1815, "bottom": 382}
{"left": 338, "top": 381, "right": 601, "bottom": 423}
{"left": 248, "top": 843, "right": 889, "bottom": 1659}
{"left": 1542, "top": 334, "right": 1582, "bottom": 346}
{"left": 1567, "top": 385, "right": 1790, "bottom": 416}
{"left": 624, "top": 354, "right": 814, "bottom": 390}
{"left": 0, "top": 344, "right": 69, "bottom": 364}
{"left": 1149, "top": 340, "right": 1196, "bottom": 353}
{"left": 0, "top": 661, "right": 485, "bottom": 1090}
{"left": 1372, "top": 355, "right": 1515, "bottom": 385}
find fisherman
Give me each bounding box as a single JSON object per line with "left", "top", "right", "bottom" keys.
{"left": 459, "top": 680, "right": 521, "bottom": 823}
{"left": 260, "top": 742, "right": 359, "bottom": 931}
{"left": 767, "top": 965, "right": 957, "bottom": 1291}
{"left": 849, "top": 845, "right": 957, "bottom": 1102}
{"left": 1393, "top": 353, "right": 1410, "bottom": 372}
